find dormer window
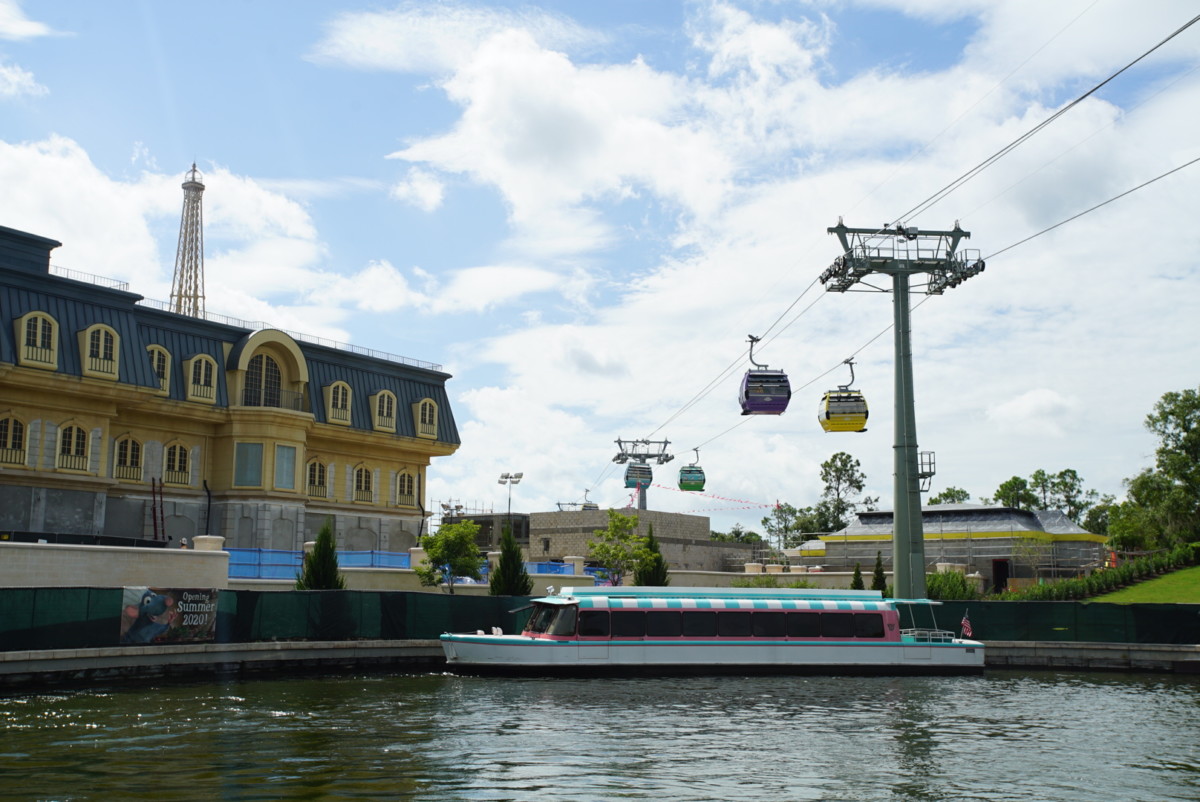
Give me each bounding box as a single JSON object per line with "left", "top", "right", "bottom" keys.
{"left": 371, "top": 391, "right": 396, "bottom": 432}
{"left": 325, "top": 381, "right": 352, "bottom": 426}
{"left": 186, "top": 355, "right": 217, "bottom": 403}
{"left": 80, "top": 325, "right": 119, "bottom": 379}
{"left": 148, "top": 346, "right": 170, "bottom": 394}
{"left": 413, "top": 398, "right": 438, "bottom": 439}
{"left": 16, "top": 312, "right": 58, "bottom": 369}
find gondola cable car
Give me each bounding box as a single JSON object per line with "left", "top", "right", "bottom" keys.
{"left": 818, "top": 358, "right": 868, "bottom": 432}
{"left": 624, "top": 461, "right": 653, "bottom": 489}
{"left": 678, "top": 449, "right": 706, "bottom": 491}
{"left": 739, "top": 334, "right": 791, "bottom": 415}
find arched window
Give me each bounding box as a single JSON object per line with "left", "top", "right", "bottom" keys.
{"left": 148, "top": 346, "right": 170, "bottom": 393}
{"left": 396, "top": 472, "right": 416, "bottom": 507}
{"left": 326, "top": 381, "right": 351, "bottom": 424}
{"left": 373, "top": 391, "right": 396, "bottom": 431}
{"left": 245, "top": 353, "right": 282, "bottom": 407}
{"left": 17, "top": 312, "right": 58, "bottom": 368}
{"left": 187, "top": 355, "right": 217, "bottom": 402}
{"left": 413, "top": 398, "right": 438, "bottom": 439}
{"left": 57, "top": 424, "right": 88, "bottom": 471}
{"left": 81, "top": 325, "right": 119, "bottom": 378}
{"left": 164, "top": 443, "right": 189, "bottom": 485}
{"left": 114, "top": 436, "right": 142, "bottom": 480}
{"left": 0, "top": 416, "right": 26, "bottom": 466}
{"left": 307, "top": 460, "right": 328, "bottom": 498}
{"left": 354, "top": 466, "right": 373, "bottom": 502}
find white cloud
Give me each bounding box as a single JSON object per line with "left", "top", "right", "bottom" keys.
{"left": 986, "top": 389, "right": 1078, "bottom": 437}
{"left": 390, "top": 168, "right": 444, "bottom": 211}
{"left": 0, "top": 61, "right": 45, "bottom": 96}
{"left": 308, "top": 2, "right": 597, "bottom": 74}
{"left": 0, "top": 0, "right": 54, "bottom": 40}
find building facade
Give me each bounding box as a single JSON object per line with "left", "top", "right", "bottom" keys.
{"left": 794, "top": 503, "right": 1106, "bottom": 591}
{"left": 0, "top": 225, "right": 459, "bottom": 550}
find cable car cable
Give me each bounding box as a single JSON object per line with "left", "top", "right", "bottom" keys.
{"left": 983, "top": 154, "right": 1200, "bottom": 262}
{"left": 896, "top": 11, "right": 1200, "bottom": 227}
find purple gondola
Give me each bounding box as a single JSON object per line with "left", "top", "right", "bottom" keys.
{"left": 739, "top": 334, "right": 791, "bottom": 415}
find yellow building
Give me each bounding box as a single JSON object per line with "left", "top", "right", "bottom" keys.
{"left": 0, "top": 224, "right": 459, "bottom": 550}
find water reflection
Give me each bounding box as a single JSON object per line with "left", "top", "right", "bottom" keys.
{"left": 1, "top": 672, "right": 1199, "bottom": 800}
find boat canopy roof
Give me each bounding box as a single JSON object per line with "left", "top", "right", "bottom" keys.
{"left": 533, "top": 586, "right": 940, "bottom": 608}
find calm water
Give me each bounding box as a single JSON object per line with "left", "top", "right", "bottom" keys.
{"left": 1, "top": 670, "right": 1198, "bottom": 801}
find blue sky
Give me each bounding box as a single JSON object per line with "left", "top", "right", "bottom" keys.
{"left": 2, "top": 0, "right": 1199, "bottom": 533}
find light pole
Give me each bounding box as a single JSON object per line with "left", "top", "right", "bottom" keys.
{"left": 498, "top": 472, "right": 523, "bottom": 545}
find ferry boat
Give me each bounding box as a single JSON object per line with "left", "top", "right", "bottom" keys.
{"left": 440, "top": 586, "right": 984, "bottom": 675}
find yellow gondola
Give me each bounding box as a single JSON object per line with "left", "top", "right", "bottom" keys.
{"left": 818, "top": 359, "right": 868, "bottom": 433}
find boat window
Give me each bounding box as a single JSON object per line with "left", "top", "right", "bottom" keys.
{"left": 525, "top": 604, "right": 556, "bottom": 634}
{"left": 786, "top": 612, "right": 821, "bottom": 637}
{"left": 717, "top": 611, "right": 752, "bottom": 637}
{"left": 752, "top": 612, "right": 786, "bottom": 638}
{"left": 854, "top": 613, "right": 885, "bottom": 638}
{"left": 682, "top": 611, "right": 717, "bottom": 637}
{"left": 645, "top": 610, "right": 682, "bottom": 637}
{"left": 820, "top": 613, "right": 855, "bottom": 638}
{"left": 578, "top": 610, "right": 610, "bottom": 637}
{"left": 611, "top": 610, "right": 646, "bottom": 638}
{"left": 549, "top": 606, "right": 578, "bottom": 636}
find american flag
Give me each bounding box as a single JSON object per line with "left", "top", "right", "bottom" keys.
{"left": 961, "top": 612, "right": 973, "bottom": 639}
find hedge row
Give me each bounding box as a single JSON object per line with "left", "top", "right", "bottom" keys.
{"left": 987, "top": 542, "right": 1200, "bottom": 602}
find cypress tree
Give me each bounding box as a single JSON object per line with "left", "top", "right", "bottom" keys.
{"left": 850, "top": 562, "right": 865, "bottom": 590}
{"left": 490, "top": 524, "right": 533, "bottom": 596}
{"left": 296, "top": 517, "right": 346, "bottom": 590}
{"left": 633, "top": 524, "right": 670, "bottom": 586}
{"left": 871, "top": 551, "right": 887, "bottom": 592}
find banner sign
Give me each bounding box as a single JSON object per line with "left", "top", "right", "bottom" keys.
{"left": 119, "top": 587, "right": 218, "bottom": 645}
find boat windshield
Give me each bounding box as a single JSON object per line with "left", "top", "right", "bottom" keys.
{"left": 525, "top": 603, "right": 578, "bottom": 636}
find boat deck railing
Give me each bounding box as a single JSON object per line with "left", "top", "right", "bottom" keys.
{"left": 900, "top": 628, "right": 958, "bottom": 643}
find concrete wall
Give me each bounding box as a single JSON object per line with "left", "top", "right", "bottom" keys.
{"left": 527, "top": 508, "right": 752, "bottom": 570}
{"left": 0, "top": 541, "right": 229, "bottom": 589}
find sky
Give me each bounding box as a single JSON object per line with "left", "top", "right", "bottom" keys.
{"left": 2, "top": 0, "right": 1198, "bottom": 535}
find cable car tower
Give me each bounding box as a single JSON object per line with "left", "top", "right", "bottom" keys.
{"left": 612, "top": 438, "right": 673, "bottom": 511}
{"left": 820, "top": 219, "right": 984, "bottom": 599}
{"left": 170, "top": 163, "right": 207, "bottom": 318}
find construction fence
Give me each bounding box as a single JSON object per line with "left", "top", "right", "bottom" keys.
{"left": 2, "top": 588, "right": 1197, "bottom": 652}
{"left": 0, "top": 588, "right": 531, "bottom": 652}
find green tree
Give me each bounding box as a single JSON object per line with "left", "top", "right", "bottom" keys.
{"left": 415, "top": 520, "right": 485, "bottom": 594}
{"left": 993, "top": 476, "right": 1038, "bottom": 510}
{"left": 1107, "top": 386, "right": 1200, "bottom": 550}
{"left": 928, "top": 486, "right": 971, "bottom": 505}
{"left": 710, "top": 523, "right": 763, "bottom": 543}
{"left": 849, "top": 562, "right": 864, "bottom": 590}
{"left": 871, "top": 551, "right": 887, "bottom": 592}
{"left": 819, "top": 451, "right": 867, "bottom": 530}
{"left": 489, "top": 524, "right": 532, "bottom": 596}
{"left": 761, "top": 503, "right": 801, "bottom": 550}
{"left": 1029, "top": 469, "right": 1054, "bottom": 508}
{"left": 588, "top": 509, "right": 644, "bottom": 586}
{"left": 1082, "top": 494, "right": 1116, "bottom": 535}
{"left": 633, "top": 524, "right": 670, "bottom": 586}
{"left": 296, "top": 517, "right": 346, "bottom": 590}
{"left": 1048, "top": 468, "right": 1098, "bottom": 523}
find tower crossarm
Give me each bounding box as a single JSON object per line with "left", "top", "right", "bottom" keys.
{"left": 821, "top": 220, "right": 983, "bottom": 294}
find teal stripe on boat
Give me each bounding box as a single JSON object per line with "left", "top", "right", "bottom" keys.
{"left": 667, "top": 599, "right": 682, "bottom": 608}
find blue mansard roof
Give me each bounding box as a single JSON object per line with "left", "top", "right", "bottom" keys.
{"left": 0, "top": 223, "right": 459, "bottom": 445}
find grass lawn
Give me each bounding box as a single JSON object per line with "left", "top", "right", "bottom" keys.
{"left": 1092, "top": 564, "right": 1200, "bottom": 604}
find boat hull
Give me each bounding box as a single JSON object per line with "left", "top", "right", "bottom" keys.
{"left": 440, "top": 634, "right": 985, "bottom": 676}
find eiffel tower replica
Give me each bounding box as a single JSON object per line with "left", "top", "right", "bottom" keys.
{"left": 169, "top": 163, "right": 206, "bottom": 317}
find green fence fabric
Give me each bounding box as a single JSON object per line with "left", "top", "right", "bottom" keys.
{"left": 935, "top": 601, "right": 1200, "bottom": 645}
{"left": 7, "top": 589, "right": 1194, "bottom": 652}
{"left": 0, "top": 588, "right": 121, "bottom": 651}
